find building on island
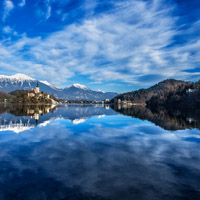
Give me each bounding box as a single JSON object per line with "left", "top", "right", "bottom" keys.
{"left": 28, "top": 82, "right": 41, "bottom": 97}
{"left": 28, "top": 82, "right": 50, "bottom": 98}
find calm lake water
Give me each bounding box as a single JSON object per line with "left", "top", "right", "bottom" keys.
{"left": 0, "top": 103, "right": 200, "bottom": 200}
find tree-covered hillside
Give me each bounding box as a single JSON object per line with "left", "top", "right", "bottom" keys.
{"left": 0, "top": 90, "right": 57, "bottom": 104}
{"left": 112, "top": 79, "right": 196, "bottom": 104}
{"left": 0, "top": 91, "right": 15, "bottom": 102}
{"left": 147, "top": 80, "right": 200, "bottom": 109}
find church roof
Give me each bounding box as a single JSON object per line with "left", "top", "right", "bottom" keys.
{"left": 28, "top": 90, "right": 35, "bottom": 94}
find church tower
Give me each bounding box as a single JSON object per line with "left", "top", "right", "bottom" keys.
{"left": 35, "top": 81, "right": 40, "bottom": 93}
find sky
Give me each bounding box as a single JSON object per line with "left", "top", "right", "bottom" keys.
{"left": 0, "top": 0, "right": 200, "bottom": 92}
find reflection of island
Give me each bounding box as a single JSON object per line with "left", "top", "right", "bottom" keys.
{"left": 2, "top": 102, "right": 200, "bottom": 133}
{"left": 26, "top": 105, "right": 56, "bottom": 121}
{"left": 112, "top": 104, "right": 200, "bottom": 131}
{"left": 0, "top": 104, "right": 58, "bottom": 133}
{"left": 0, "top": 104, "right": 117, "bottom": 133}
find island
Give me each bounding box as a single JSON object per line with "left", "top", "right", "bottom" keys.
{"left": 1, "top": 82, "right": 58, "bottom": 104}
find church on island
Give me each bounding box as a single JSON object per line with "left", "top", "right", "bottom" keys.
{"left": 28, "top": 82, "right": 50, "bottom": 98}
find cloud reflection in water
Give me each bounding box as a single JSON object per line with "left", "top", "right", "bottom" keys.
{"left": 0, "top": 107, "right": 199, "bottom": 199}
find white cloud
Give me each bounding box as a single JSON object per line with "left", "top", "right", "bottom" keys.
{"left": 0, "top": 0, "right": 200, "bottom": 88}
{"left": 19, "top": 0, "right": 26, "bottom": 7}
{"left": 45, "top": 4, "right": 51, "bottom": 20}
{"left": 2, "top": 0, "right": 14, "bottom": 21}
{"left": 2, "top": 26, "right": 12, "bottom": 34}
{"left": 2, "top": 25, "right": 17, "bottom": 36}
{"left": 35, "top": 0, "right": 52, "bottom": 21}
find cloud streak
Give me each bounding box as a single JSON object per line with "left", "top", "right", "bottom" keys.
{"left": 2, "top": 0, "right": 14, "bottom": 21}
{"left": 35, "top": 0, "right": 52, "bottom": 21}
{"left": 0, "top": 0, "right": 200, "bottom": 89}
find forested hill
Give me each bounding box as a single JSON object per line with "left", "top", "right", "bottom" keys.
{"left": 0, "top": 90, "right": 57, "bottom": 104}
{"left": 111, "top": 79, "right": 197, "bottom": 104}
{"left": 0, "top": 91, "right": 15, "bottom": 102}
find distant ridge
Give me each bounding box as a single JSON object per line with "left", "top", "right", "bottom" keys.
{"left": 0, "top": 74, "right": 117, "bottom": 100}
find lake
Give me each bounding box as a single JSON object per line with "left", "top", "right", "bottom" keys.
{"left": 0, "top": 103, "right": 199, "bottom": 200}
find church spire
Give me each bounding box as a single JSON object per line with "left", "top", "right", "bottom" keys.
{"left": 35, "top": 81, "right": 40, "bottom": 93}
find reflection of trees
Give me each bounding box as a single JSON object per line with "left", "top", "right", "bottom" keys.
{"left": 0, "top": 104, "right": 59, "bottom": 118}
{"left": 0, "top": 104, "right": 61, "bottom": 132}
{"left": 0, "top": 104, "right": 115, "bottom": 126}
{"left": 112, "top": 104, "right": 200, "bottom": 131}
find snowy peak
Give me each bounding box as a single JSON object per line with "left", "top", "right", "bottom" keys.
{"left": 0, "top": 73, "right": 35, "bottom": 81}
{"left": 10, "top": 73, "right": 35, "bottom": 81}
{"left": 97, "top": 89, "right": 105, "bottom": 93}
{"left": 0, "top": 73, "right": 118, "bottom": 100}
{"left": 40, "top": 80, "right": 59, "bottom": 90}
{"left": 40, "top": 80, "right": 52, "bottom": 87}
{"left": 69, "top": 83, "right": 89, "bottom": 90}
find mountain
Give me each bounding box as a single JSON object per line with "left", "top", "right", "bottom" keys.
{"left": 147, "top": 80, "right": 200, "bottom": 109}
{"left": 111, "top": 79, "right": 188, "bottom": 104}
{"left": 59, "top": 84, "right": 117, "bottom": 100}
{"left": 0, "top": 73, "right": 60, "bottom": 94}
{"left": 112, "top": 79, "right": 200, "bottom": 111}
{"left": 0, "top": 74, "right": 117, "bottom": 100}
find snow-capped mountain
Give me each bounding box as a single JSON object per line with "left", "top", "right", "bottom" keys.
{"left": 0, "top": 73, "right": 34, "bottom": 81}
{"left": 97, "top": 89, "right": 105, "bottom": 93}
{"left": 40, "top": 80, "right": 58, "bottom": 90}
{"left": 0, "top": 73, "right": 60, "bottom": 95}
{"left": 61, "top": 83, "right": 117, "bottom": 100}
{"left": 0, "top": 74, "right": 117, "bottom": 100}
{"left": 67, "top": 83, "right": 90, "bottom": 90}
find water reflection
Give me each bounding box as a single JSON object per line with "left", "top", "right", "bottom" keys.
{"left": 0, "top": 104, "right": 58, "bottom": 133}
{"left": 0, "top": 104, "right": 199, "bottom": 199}
{"left": 1, "top": 103, "right": 200, "bottom": 132}
{"left": 113, "top": 104, "right": 200, "bottom": 131}
{"left": 0, "top": 104, "right": 116, "bottom": 133}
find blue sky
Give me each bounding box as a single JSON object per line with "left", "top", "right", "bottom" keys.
{"left": 0, "top": 0, "right": 200, "bottom": 92}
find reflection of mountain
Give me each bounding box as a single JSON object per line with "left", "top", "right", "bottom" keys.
{"left": 70, "top": 118, "right": 88, "bottom": 124}
{"left": 113, "top": 104, "right": 200, "bottom": 131}
{"left": 0, "top": 107, "right": 199, "bottom": 200}
{"left": 2, "top": 103, "right": 200, "bottom": 132}
{"left": 0, "top": 104, "right": 117, "bottom": 133}
{"left": 0, "top": 104, "right": 58, "bottom": 133}
{"left": 38, "top": 105, "right": 116, "bottom": 126}
{"left": 0, "top": 118, "right": 35, "bottom": 133}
